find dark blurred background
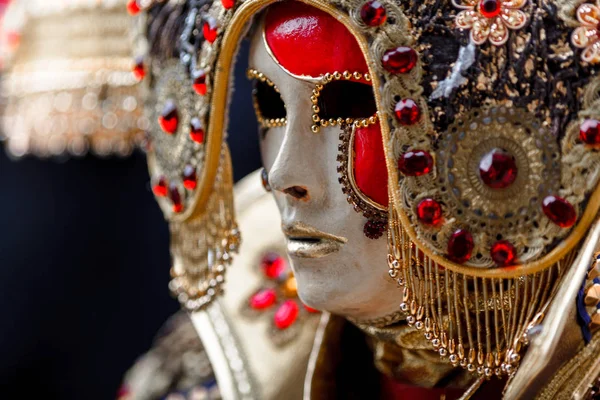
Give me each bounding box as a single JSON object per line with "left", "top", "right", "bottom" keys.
{"left": 0, "top": 42, "right": 260, "bottom": 399}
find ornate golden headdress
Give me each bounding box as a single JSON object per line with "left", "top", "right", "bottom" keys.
{"left": 0, "top": 0, "right": 146, "bottom": 157}
{"left": 132, "top": 0, "right": 600, "bottom": 380}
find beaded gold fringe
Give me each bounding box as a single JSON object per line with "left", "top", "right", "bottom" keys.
{"left": 168, "top": 147, "right": 240, "bottom": 311}
{"left": 387, "top": 206, "right": 574, "bottom": 377}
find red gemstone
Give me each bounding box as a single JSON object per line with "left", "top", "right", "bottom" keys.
{"left": 360, "top": 0, "right": 387, "bottom": 27}
{"left": 169, "top": 183, "right": 183, "bottom": 213}
{"left": 192, "top": 70, "right": 207, "bottom": 96}
{"left": 126, "top": 0, "right": 140, "bottom": 15}
{"left": 182, "top": 165, "right": 197, "bottom": 190}
{"left": 479, "top": 148, "right": 518, "bottom": 189}
{"left": 190, "top": 118, "right": 205, "bottom": 144}
{"left": 250, "top": 288, "right": 277, "bottom": 310}
{"left": 203, "top": 17, "right": 218, "bottom": 44}
{"left": 261, "top": 252, "right": 287, "bottom": 279}
{"left": 221, "top": 0, "right": 235, "bottom": 9}
{"left": 158, "top": 100, "right": 179, "bottom": 134}
{"left": 580, "top": 119, "right": 600, "bottom": 146}
{"left": 397, "top": 150, "right": 433, "bottom": 176}
{"left": 417, "top": 198, "right": 442, "bottom": 226}
{"left": 491, "top": 240, "right": 517, "bottom": 267}
{"left": 542, "top": 195, "right": 577, "bottom": 228}
{"left": 274, "top": 300, "right": 299, "bottom": 330}
{"left": 152, "top": 176, "right": 168, "bottom": 197}
{"left": 382, "top": 47, "right": 418, "bottom": 74}
{"left": 132, "top": 57, "right": 145, "bottom": 81}
{"left": 479, "top": 0, "right": 501, "bottom": 18}
{"left": 394, "top": 99, "right": 421, "bottom": 125}
{"left": 447, "top": 229, "right": 474, "bottom": 263}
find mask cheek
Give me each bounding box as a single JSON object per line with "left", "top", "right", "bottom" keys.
{"left": 353, "top": 122, "right": 389, "bottom": 208}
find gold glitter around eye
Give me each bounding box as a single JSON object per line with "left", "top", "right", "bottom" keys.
{"left": 247, "top": 68, "right": 287, "bottom": 129}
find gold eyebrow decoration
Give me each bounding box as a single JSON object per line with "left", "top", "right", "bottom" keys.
{"left": 311, "top": 70, "right": 378, "bottom": 133}
{"left": 246, "top": 68, "right": 287, "bottom": 128}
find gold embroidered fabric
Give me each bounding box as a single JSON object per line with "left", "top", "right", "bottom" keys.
{"left": 0, "top": 0, "right": 145, "bottom": 158}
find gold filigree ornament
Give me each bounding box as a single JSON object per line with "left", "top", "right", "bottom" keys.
{"left": 0, "top": 0, "right": 147, "bottom": 158}
{"left": 134, "top": 0, "right": 600, "bottom": 380}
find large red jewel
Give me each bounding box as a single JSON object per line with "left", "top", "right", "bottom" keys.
{"left": 190, "top": 118, "right": 205, "bottom": 144}
{"left": 132, "top": 57, "right": 145, "bottom": 81}
{"left": 152, "top": 176, "right": 168, "bottom": 197}
{"left": 397, "top": 150, "right": 434, "bottom": 176}
{"left": 203, "top": 17, "right": 218, "bottom": 44}
{"left": 261, "top": 253, "right": 287, "bottom": 279}
{"left": 394, "top": 99, "right": 421, "bottom": 125}
{"left": 169, "top": 183, "right": 183, "bottom": 213}
{"left": 479, "top": 148, "right": 518, "bottom": 189}
{"left": 580, "top": 119, "right": 600, "bottom": 146}
{"left": 417, "top": 198, "right": 442, "bottom": 226}
{"left": 382, "top": 47, "right": 418, "bottom": 74}
{"left": 274, "top": 300, "right": 299, "bottom": 330}
{"left": 479, "top": 0, "right": 502, "bottom": 18}
{"left": 158, "top": 100, "right": 179, "bottom": 134}
{"left": 360, "top": 0, "right": 387, "bottom": 27}
{"left": 250, "top": 289, "right": 277, "bottom": 310}
{"left": 192, "top": 70, "right": 207, "bottom": 96}
{"left": 447, "top": 229, "right": 474, "bottom": 263}
{"left": 491, "top": 240, "right": 517, "bottom": 267}
{"left": 222, "top": 0, "right": 235, "bottom": 9}
{"left": 126, "top": 0, "right": 140, "bottom": 16}
{"left": 182, "top": 165, "right": 197, "bottom": 190}
{"left": 542, "top": 195, "right": 577, "bottom": 228}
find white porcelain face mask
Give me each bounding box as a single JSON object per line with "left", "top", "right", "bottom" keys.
{"left": 247, "top": 2, "right": 401, "bottom": 321}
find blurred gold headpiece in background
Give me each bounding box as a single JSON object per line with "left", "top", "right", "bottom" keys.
{"left": 0, "top": 0, "right": 146, "bottom": 158}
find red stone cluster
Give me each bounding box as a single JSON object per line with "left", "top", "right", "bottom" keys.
{"left": 248, "top": 253, "right": 319, "bottom": 331}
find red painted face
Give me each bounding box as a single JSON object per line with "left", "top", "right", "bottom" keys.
{"left": 264, "top": 1, "right": 389, "bottom": 208}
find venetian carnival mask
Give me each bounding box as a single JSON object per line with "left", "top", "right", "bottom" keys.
{"left": 133, "top": 0, "right": 600, "bottom": 380}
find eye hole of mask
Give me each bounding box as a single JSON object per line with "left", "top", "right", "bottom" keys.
{"left": 318, "top": 80, "right": 377, "bottom": 121}
{"left": 253, "top": 80, "right": 286, "bottom": 120}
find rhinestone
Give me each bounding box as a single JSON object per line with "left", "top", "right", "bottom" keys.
{"left": 221, "top": 0, "right": 235, "bottom": 9}
{"left": 158, "top": 100, "right": 179, "bottom": 134}
{"left": 479, "top": 148, "right": 517, "bottom": 189}
{"left": 249, "top": 289, "right": 277, "bottom": 310}
{"left": 417, "top": 198, "right": 442, "bottom": 226}
{"left": 382, "top": 47, "right": 418, "bottom": 74}
{"left": 182, "top": 165, "right": 197, "bottom": 190}
{"left": 447, "top": 229, "right": 474, "bottom": 263}
{"left": 203, "top": 17, "right": 218, "bottom": 44}
{"left": 260, "top": 252, "right": 287, "bottom": 279}
{"left": 397, "top": 150, "right": 433, "bottom": 176}
{"left": 364, "top": 219, "right": 386, "bottom": 239}
{"left": 580, "top": 119, "right": 600, "bottom": 146}
{"left": 479, "top": 0, "right": 502, "bottom": 18}
{"left": 394, "top": 99, "right": 421, "bottom": 125}
{"left": 360, "top": 0, "right": 387, "bottom": 27}
{"left": 542, "top": 195, "right": 577, "bottom": 228}
{"left": 152, "top": 176, "right": 168, "bottom": 197}
{"left": 132, "top": 57, "right": 145, "bottom": 81}
{"left": 126, "top": 0, "right": 141, "bottom": 15}
{"left": 491, "top": 240, "right": 517, "bottom": 267}
{"left": 274, "top": 300, "right": 299, "bottom": 330}
{"left": 169, "top": 183, "right": 183, "bottom": 213}
{"left": 192, "top": 70, "right": 207, "bottom": 96}
{"left": 190, "top": 118, "right": 205, "bottom": 144}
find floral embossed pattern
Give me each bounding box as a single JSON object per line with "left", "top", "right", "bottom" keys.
{"left": 453, "top": 0, "right": 528, "bottom": 45}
